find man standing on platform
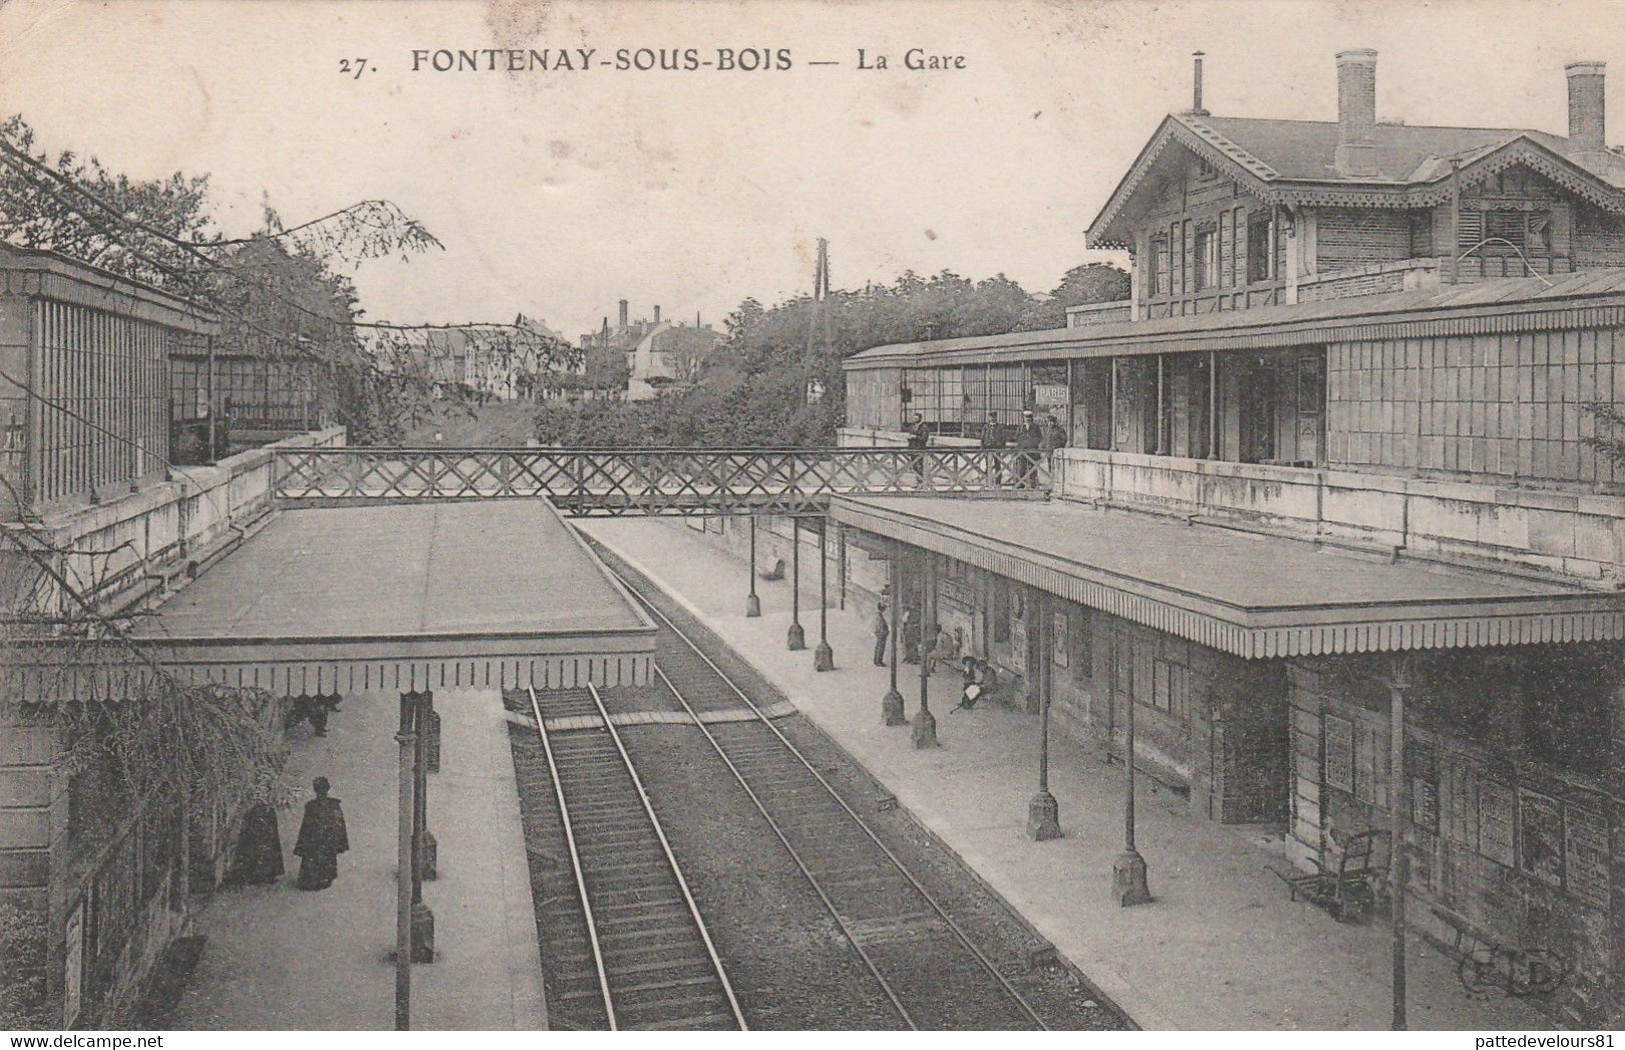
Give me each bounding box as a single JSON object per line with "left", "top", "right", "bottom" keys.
{"left": 872, "top": 601, "right": 890, "bottom": 667}
{"left": 294, "top": 777, "right": 350, "bottom": 891}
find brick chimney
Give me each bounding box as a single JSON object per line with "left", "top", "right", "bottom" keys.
{"left": 1188, "top": 51, "right": 1209, "bottom": 116}
{"left": 618, "top": 299, "right": 629, "bottom": 329}
{"left": 653, "top": 304, "right": 661, "bottom": 324}
{"left": 1567, "top": 61, "right": 1606, "bottom": 153}
{"left": 1334, "top": 49, "right": 1379, "bottom": 178}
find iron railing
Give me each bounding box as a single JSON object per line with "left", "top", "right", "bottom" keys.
{"left": 271, "top": 446, "right": 1051, "bottom": 515}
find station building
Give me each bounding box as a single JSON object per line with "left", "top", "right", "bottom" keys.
{"left": 837, "top": 51, "right": 1625, "bottom": 1026}
{"left": 0, "top": 245, "right": 657, "bottom": 1027}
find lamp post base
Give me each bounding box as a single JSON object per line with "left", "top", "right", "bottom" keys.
{"left": 911, "top": 707, "right": 938, "bottom": 749}
{"left": 418, "top": 831, "right": 437, "bottom": 881}
{"left": 1027, "top": 790, "right": 1062, "bottom": 841}
{"left": 745, "top": 593, "right": 761, "bottom": 618}
{"left": 814, "top": 641, "right": 835, "bottom": 671}
{"left": 1112, "top": 849, "right": 1152, "bottom": 907}
{"left": 787, "top": 621, "right": 806, "bottom": 651}
{"left": 410, "top": 902, "right": 436, "bottom": 963}
{"left": 882, "top": 688, "right": 906, "bottom": 726}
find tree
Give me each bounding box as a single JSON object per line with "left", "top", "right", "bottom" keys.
{"left": 1016, "top": 262, "right": 1131, "bottom": 330}
{"left": 0, "top": 116, "right": 535, "bottom": 442}
{"left": 537, "top": 264, "right": 1118, "bottom": 448}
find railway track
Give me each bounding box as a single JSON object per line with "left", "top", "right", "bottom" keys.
{"left": 608, "top": 563, "right": 1050, "bottom": 1031}
{"left": 519, "top": 684, "right": 746, "bottom": 1031}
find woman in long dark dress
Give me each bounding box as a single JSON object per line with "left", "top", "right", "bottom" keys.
{"left": 229, "top": 801, "right": 285, "bottom": 885}
{"left": 294, "top": 777, "right": 349, "bottom": 891}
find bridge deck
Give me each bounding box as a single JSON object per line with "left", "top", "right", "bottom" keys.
{"left": 271, "top": 446, "right": 1045, "bottom": 514}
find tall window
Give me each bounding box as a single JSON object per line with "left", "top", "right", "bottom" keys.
{"left": 1247, "top": 214, "right": 1274, "bottom": 282}
{"left": 1193, "top": 228, "right": 1218, "bottom": 290}
{"left": 1148, "top": 234, "right": 1167, "bottom": 296}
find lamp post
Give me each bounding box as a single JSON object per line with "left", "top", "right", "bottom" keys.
{"left": 1386, "top": 657, "right": 1413, "bottom": 1030}
{"left": 746, "top": 516, "right": 761, "bottom": 617}
{"left": 787, "top": 518, "right": 806, "bottom": 650}
{"left": 814, "top": 518, "right": 835, "bottom": 670}
{"left": 1028, "top": 592, "right": 1062, "bottom": 840}
{"left": 911, "top": 551, "right": 938, "bottom": 749}
{"left": 411, "top": 692, "right": 436, "bottom": 962}
{"left": 394, "top": 694, "right": 417, "bottom": 1030}
{"left": 1112, "top": 629, "right": 1151, "bottom": 905}
{"left": 882, "top": 540, "right": 905, "bottom": 725}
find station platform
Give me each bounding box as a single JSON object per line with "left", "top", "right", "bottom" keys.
{"left": 167, "top": 683, "right": 546, "bottom": 1030}
{"left": 578, "top": 516, "right": 1553, "bottom": 1032}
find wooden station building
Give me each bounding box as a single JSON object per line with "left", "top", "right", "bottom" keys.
{"left": 839, "top": 50, "right": 1625, "bottom": 1026}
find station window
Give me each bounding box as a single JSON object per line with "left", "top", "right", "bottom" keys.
{"left": 1148, "top": 235, "right": 1167, "bottom": 296}
{"left": 1247, "top": 214, "right": 1273, "bottom": 282}
{"left": 1193, "top": 229, "right": 1218, "bottom": 290}
{"left": 1462, "top": 209, "right": 1553, "bottom": 257}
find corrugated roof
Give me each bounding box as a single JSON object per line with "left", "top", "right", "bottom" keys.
{"left": 1195, "top": 117, "right": 1625, "bottom": 189}
{"left": 1199, "top": 117, "right": 1531, "bottom": 183}
{"left": 844, "top": 268, "right": 1625, "bottom": 368}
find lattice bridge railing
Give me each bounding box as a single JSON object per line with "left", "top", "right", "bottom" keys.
{"left": 270, "top": 447, "right": 1047, "bottom": 515}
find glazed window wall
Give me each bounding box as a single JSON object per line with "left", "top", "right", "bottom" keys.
{"left": 32, "top": 300, "right": 172, "bottom": 507}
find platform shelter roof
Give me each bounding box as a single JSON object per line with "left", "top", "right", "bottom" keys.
{"left": 832, "top": 495, "right": 1625, "bottom": 660}
{"left": 11, "top": 500, "right": 656, "bottom": 701}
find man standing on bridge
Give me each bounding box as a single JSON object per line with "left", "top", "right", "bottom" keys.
{"left": 907, "top": 412, "right": 930, "bottom": 481}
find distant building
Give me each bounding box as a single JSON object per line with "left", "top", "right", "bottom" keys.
{"left": 625, "top": 317, "right": 721, "bottom": 401}
{"left": 413, "top": 317, "right": 568, "bottom": 401}
{"left": 579, "top": 299, "right": 661, "bottom": 393}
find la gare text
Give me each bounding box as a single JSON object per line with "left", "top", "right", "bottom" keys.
{"left": 406, "top": 48, "right": 967, "bottom": 73}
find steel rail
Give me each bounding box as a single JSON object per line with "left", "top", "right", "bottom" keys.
{"left": 525, "top": 685, "right": 617, "bottom": 1030}
{"left": 649, "top": 663, "right": 918, "bottom": 1029}
{"left": 611, "top": 566, "right": 1050, "bottom": 1030}
{"left": 582, "top": 683, "right": 749, "bottom": 1031}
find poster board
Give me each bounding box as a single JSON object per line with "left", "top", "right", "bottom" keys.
{"left": 1322, "top": 713, "right": 1354, "bottom": 794}
{"left": 1517, "top": 788, "right": 1565, "bottom": 889}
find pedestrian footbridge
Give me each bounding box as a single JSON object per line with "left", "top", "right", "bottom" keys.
{"left": 271, "top": 446, "right": 1045, "bottom": 515}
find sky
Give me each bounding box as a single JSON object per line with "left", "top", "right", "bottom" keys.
{"left": 2, "top": 0, "right": 1623, "bottom": 339}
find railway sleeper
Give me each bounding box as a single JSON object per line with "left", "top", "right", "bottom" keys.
{"left": 622, "top": 1009, "right": 740, "bottom": 1031}
{"left": 578, "top": 849, "right": 668, "bottom": 868}
{"left": 615, "top": 974, "right": 727, "bottom": 998}
{"left": 588, "top": 877, "right": 685, "bottom": 897}
{"left": 592, "top": 902, "right": 693, "bottom": 925}
{"left": 803, "top": 866, "right": 905, "bottom": 889}
{"left": 583, "top": 866, "right": 683, "bottom": 889}
{"left": 597, "top": 949, "right": 714, "bottom": 973}
{"left": 596, "top": 924, "right": 704, "bottom": 951}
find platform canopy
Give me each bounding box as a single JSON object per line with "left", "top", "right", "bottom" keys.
{"left": 832, "top": 496, "right": 1625, "bottom": 659}
{"left": 11, "top": 501, "right": 657, "bottom": 701}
